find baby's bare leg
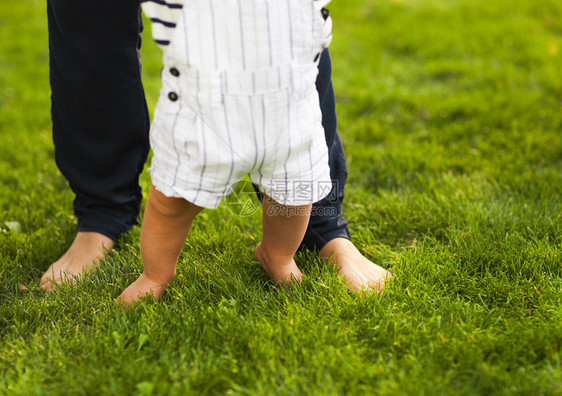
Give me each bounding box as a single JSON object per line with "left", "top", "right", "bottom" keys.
{"left": 255, "top": 196, "right": 311, "bottom": 286}
{"left": 117, "top": 186, "right": 202, "bottom": 304}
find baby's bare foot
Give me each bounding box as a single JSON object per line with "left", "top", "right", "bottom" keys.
{"left": 40, "top": 232, "right": 114, "bottom": 291}
{"left": 255, "top": 242, "right": 302, "bottom": 287}
{"left": 320, "top": 238, "right": 392, "bottom": 293}
{"left": 117, "top": 273, "right": 171, "bottom": 305}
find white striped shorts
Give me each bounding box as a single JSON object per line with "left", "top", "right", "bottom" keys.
{"left": 148, "top": 0, "right": 332, "bottom": 208}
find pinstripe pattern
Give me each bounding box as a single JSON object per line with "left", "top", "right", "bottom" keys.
{"left": 257, "top": 95, "right": 267, "bottom": 189}
{"left": 169, "top": 105, "right": 182, "bottom": 189}
{"left": 264, "top": 2, "right": 273, "bottom": 67}
{"left": 236, "top": 0, "right": 246, "bottom": 70}
{"left": 248, "top": 96, "right": 259, "bottom": 171}
{"left": 193, "top": 72, "right": 206, "bottom": 203}
{"left": 283, "top": 88, "right": 292, "bottom": 205}
{"left": 146, "top": 0, "right": 333, "bottom": 208}
{"left": 208, "top": 1, "right": 218, "bottom": 70}
{"left": 286, "top": 1, "right": 294, "bottom": 60}
{"left": 180, "top": 2, "right": 190, "bottom": 64}
{"left": 221, "top": 78, "right": 235, "bottom": 197}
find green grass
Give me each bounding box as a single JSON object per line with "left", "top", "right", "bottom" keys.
{"left": 1, "top": 0, "right": 561, "bottom": 394}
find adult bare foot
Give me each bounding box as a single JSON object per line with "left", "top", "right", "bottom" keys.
{"left": 40, "top": 231, "right": 114, "bottom": 291}
{"left": 320, "top": 238, "right": 391, "bottom": 293}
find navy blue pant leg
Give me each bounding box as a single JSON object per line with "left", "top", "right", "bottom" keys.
{"left": 300, "top": 49, "right": 351, "bottom": 252}
{"left": 48, "top": 0, "right": 150, "bottom": 240}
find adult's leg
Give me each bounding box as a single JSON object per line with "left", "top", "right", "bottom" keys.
{"left": 301, "top": 49, "right": 349, "bottom": 251}
{"left": 304, "top": 50, "right": 391, "bottom": 292}
{"left": 41, "top": 0, "right": 150, "bottom": 290}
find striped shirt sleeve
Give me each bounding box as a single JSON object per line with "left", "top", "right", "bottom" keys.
{"left": 140, "top": 0, "right": 185, "bottom": 47}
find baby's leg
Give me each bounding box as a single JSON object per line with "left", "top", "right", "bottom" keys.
{"left": 255, "top": 195, "right": 311, "bottom": 286}
{"left": 117, "top": 186, "right": 203, "bottom": 304}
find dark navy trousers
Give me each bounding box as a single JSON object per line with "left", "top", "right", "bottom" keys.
{"left": 47, "top": 0, "right": 350, "bottom": 251}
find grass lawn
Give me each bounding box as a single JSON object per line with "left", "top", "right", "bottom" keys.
{"left": 1, "top": 0, "right": 561, "bottom": 394}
